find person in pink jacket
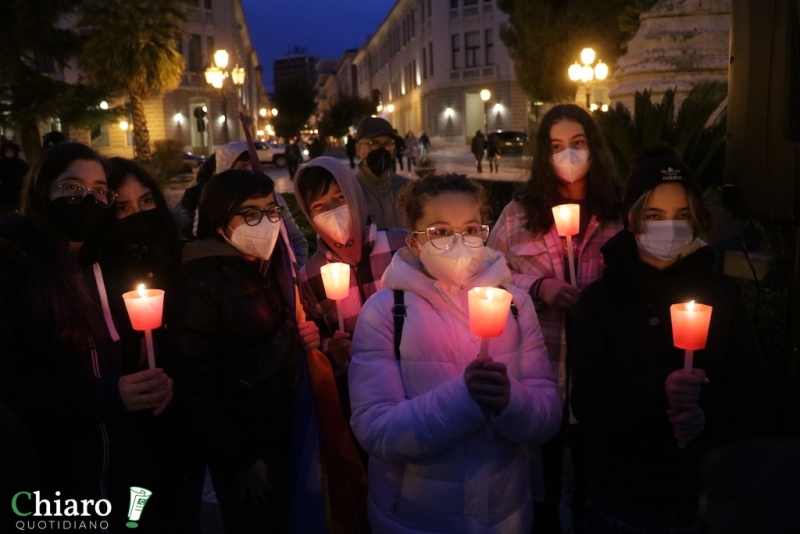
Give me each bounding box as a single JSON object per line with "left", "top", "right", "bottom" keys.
{"left": 487, "top": 104, "right": 622, "bottom": 533}
{"left": 349, "top": 173, "right": 562, "bottom": 533}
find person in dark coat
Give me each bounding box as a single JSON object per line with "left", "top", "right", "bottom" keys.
{"left": 0, "top": 141, "right": 29, "bottom": 212}
{"left": 486, "top": 132, "right": 501, "bottom": 173}
{"left": 165, "top": 169, "right": 321, "bottom": 533}
{"left": 570, "top": 152, "right": 774, "bottom": 533}
{"left": 0, "top": 143, "right": 173, "bottom": 528}
{"left": 471, "top": 130, "right": 486, "bottom": 172}
{"left": 285, "top": 136, "right": 303, "bottom": 179}
{"left": 345, "top": 133, "right": 357, "bottom": 169}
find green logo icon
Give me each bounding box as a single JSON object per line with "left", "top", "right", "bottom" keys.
{"left": 125, "top": 486, "right": 152, "bottom": 528}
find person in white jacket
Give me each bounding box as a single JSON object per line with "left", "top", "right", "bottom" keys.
{"left": 348, "top": 173, "right": 562, "bottom": 533}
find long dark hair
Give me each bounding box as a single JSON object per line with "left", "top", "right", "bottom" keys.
{"left": 105, "top": 157, "right": 182, "bottom": 264}
{"left": 196, "top": 169, "right": 275, "bottom": 240}
{"left": 519, "top": 104, "right": 621, "bottom": 233}
{"left": 18, "top": 142, "right": 107, "bottom": 348}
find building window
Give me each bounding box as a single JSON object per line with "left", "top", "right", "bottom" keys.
{"left": 421, "top": 0, "right": 426, "bottom": 23}
{"left": 465, "top": 0, "right": 478, "bottom": 5}
{"left": 204, "top": 0, "right": 211, "bottom": 9}
{"left": 485, "top": 29, "right": 494, "bottom": 66}
{"left": 427, "top": 0, "right": 432, "bottom": 18}
{"left": 429, "top": 42, "right": 433, "bottom": 75}
{"left": 411, "top": 10, "right": 415, "bottom": 37}
{"left": 422, "top": 47, "right": 427, "bottom": 79}
{"left": 450, "top": 0, "right": 458, "bottom": 8}
{"left": 451, "top": 35, "right": 460, "bottom": 69}
{"left": 465, "top": 31, "right": 479, "bottom": 68}
{"left": 187, "top": 34, "right": 202, "bottom": 72}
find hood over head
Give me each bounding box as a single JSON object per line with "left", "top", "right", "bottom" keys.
{"left": 294, "top": 156, "right": 369, "bottom": 265}
{"left": 215, "top": 141, "right": 250, "bottom": 174}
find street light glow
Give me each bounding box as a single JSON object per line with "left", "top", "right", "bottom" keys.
{"left": 119, "top": 120, "right": 129, "bottom": 131}
{"left": 259, "top": 108, "right": 267, "bottom": 117}
{"left": 214, "top": 49, "right": 229, "bottom": 69}
{"left": 271, "top": 108, "right": 278, "bottom": 116}
{"left": 480, "top": 89, "right": 491, "bottom": 102}
{"left": 580, "top": 47, "right": 596, "bottom": 66}
{"left": 99, "top": 101, "right": 109, "bottom": 110}
{"left": 386, "top": 104, "right": 395, "bottom": 113}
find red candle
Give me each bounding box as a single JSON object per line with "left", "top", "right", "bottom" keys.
{"left": 551, "top": 203, "right": 580, "bottom": 237}
{"left": 468, "top": 287, "right": 513, "bottom": 339}
{"left": 551, "top": 203, "right": 580, "bottom": 287}
{"left": 320, "top": 262, "right": 351, "bottom": 331}
{"left": 670, "top": 300, "right": 713, "bottom": 371}
{"left": 122, "top": 284, "right": 165, "bottom": 331}
{"left": 122, "top": 284, "right": 164, "bottom": 369}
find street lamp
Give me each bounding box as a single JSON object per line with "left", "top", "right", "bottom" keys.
{"left": 480, "top": 89, "right": 491, "bottom": 134}
{"left": 205, "top": 49, "right": 246, "bottom": 144}
{"left": 568, "top": 47, "right": 608, "bottom": 109}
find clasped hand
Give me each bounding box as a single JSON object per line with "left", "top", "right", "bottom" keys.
{"left": 297, "top": 320, "right": 320, "bottom": 351}
{"left": 328, "top": 330, "right": 352, "bottom": 369}
{"left": 464, "top": 357, "right": 510, "bottom": 412}
{"left": 118, "top": 368, "right": 173, "bottom": 415}
{"left": 664, "top": 368, "right": 708, "bottom": 445}
{"left": 537, "top": 278, "right": 580, "bottom": 310}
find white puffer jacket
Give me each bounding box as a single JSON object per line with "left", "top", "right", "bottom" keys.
{"left": 349, "top": 246, "right": 562, "bottom": 534}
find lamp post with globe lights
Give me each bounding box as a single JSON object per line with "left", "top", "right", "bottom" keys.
{"left": 567, "top": 48, "right": 608, "bottom": 110}
{"left": 205, "top": 49, "right": 246, "bottom": 144}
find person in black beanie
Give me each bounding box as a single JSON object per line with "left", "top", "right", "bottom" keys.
{"left": 570, "top": 148, "right": 774, "bottom": 533}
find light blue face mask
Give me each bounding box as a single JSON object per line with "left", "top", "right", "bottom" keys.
{"left": 637, "top": 220, "right": 694, "bottom": 260}
{"left": 551, "top": 147, "right": 590, "bottom": 183}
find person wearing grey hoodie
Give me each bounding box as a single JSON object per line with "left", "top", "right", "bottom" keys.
{"left": 294, "top": 157, "right": 407, "bottom": 424}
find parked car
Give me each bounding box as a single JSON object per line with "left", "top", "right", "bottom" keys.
{"left": 183, "top": 152, "right": 205, "bottom": 167}
{"left": 254, "top": 141, "right": 299, "bottom": 167}
{"left": 490, "top": 130, "right": 529, "bottom": 154}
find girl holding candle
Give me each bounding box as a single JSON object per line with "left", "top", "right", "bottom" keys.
{"left": 0, "top": 142, "right": 173, "bottom": 526}
{"left": 165, "top": 168, "right": 321, "bottom": 533}
{"left": 570, "top": 150, "right": 772, "bottom": 533}
{"left": 487, "top": 103, "right": 622, "bottom": 533}
{"left": 348, "top": 174, "right": 562, "bottom": 533}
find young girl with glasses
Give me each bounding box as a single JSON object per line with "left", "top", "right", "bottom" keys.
{"left": 348, "top": 173, "right": 562, "bottom": 533}
{"left": 164, "top": 168, "right": 320, "bottom": 532}
{"left": 0, "top": 142, "right": 173, "bottom": 526}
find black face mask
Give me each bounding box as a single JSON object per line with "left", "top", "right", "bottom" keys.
{"left": 117, "top": 209, "right": 161, "bottom": 251}
{"left": 48, "top": 197, "right": 107, "bottom": 243}
{"left": 365, "top": 147, "right": 393, "bottom": 176}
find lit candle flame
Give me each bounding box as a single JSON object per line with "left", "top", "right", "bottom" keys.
{"left": 486, "top": 288, "right": 495, "bottom": 302}
{"left": 687, "top": 300, "right": 695, "bottom": 311}
{"left": 137, "top": 284, "right": 146, "bottom": 298}
{"left": 558, "top": 205, "right": 570, "bottom": 218}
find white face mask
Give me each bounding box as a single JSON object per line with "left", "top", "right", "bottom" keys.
{"left": 224, "top": 218, "right": 280, "bottom": 260}
{"left": 551, "top": 147, "right": 591, "bottom": 183}
{"left": 419, "top": 239, "right": 483, "bottom": 287}
{"left": 637, "top": 220, "right": 694, "bottom": 261}
{"left": 313, "top": 204, "right": 351, "bottom": 245}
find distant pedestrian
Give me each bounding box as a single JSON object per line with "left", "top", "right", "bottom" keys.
{"left": 418, "top": 132, "right": 431, "bottom": 157}
{"left": 403, "top": 131, "right": 418, "bottom": 170}
{"left": 487, "top": 132, "right": 501, "bottom": 173}
{"left": 285, "top": 137, "right": 303, "bottom": 180}
{"left": 392, "top": 129, "right": 405, "bottom": 171}
{"left": 345, "top": 134, "right": 356, "bottom": 169}
{"left": 0, "top": 141, "right": 28, "bottom": 212}
{"left": 471, "top": 130, "right": 486, "bottom": 173}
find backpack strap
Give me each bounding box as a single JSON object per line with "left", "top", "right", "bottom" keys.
{"left": 392, "top": 289, "right": 406, "bottom": 361}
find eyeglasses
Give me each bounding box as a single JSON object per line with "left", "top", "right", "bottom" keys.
{"left": 412, "top": 224, "right": 489, "bottom": 250}
{"left": 359, "top": 139, "right": 395, "bottom": 151}
{"left": 236, "top": 205, "right": 285, "bottom": 226}
{"left": 53, "top": 183, "right": 117, "bottom": 207}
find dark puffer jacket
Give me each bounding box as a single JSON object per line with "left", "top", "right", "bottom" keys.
{"left": 571, "top": 229, "right": 773, "bottom": 524}
{"left": 0, "top": 216, "right": 151, "bottom": 521}
{"left": 165, "top": 237, "right": 301, "bottom": 474}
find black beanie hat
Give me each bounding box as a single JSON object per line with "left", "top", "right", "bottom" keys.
{"left": 356, "top": 117, "right": 395, "bottom": 141}
{"left": 622, "top": 157, "right": 700, "bottom": 228}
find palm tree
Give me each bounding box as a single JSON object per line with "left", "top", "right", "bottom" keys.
{"left": 77, "top": 0, "right": 185, "bottom": 162}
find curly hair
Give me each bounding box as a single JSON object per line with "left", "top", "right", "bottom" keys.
{"left": 398, "top": 173, "right": 489, "bottom": 230}
{"left": 518, "top": 104, "right": 622, "bottom": 233}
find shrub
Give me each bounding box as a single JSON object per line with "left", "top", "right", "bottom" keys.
{"left": 150, "top": 139, "right": 190, "bottom": 182}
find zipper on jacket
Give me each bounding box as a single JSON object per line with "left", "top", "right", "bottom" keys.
{"left": 88, "top": 336, "right": 111, "bottom": 534}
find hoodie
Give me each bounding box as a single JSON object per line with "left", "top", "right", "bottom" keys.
{"left": 348, "top": 246, "right": 562, "bottom": 533}
{"left": 294, "top": 157, "right": 407, "bottom": 337}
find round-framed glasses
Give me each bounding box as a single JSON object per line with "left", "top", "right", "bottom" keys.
{"left": 52, "top": 183, "right": 117, "bottom": 207}
{"left": 412, "top": 224, "right": 489, "bottom": 250}
{"left": 237, "top": 205, "right": 285, "bottom": 226}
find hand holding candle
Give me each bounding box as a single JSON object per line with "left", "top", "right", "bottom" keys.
{"left": 122, "top": 284, "right": 165, "bottom": 369}
{"left": 551, "top": 204, "right": 580, "bottom": 287}
{"left": 670, "top": 300, "right": 712, "bottom": 371}
{"left": 320, "top": 262, "right": 350, "bottom": 332}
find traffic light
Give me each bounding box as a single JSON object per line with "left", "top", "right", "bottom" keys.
{"left": 193, "top": 106, "right": 207, "bottom": 132}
